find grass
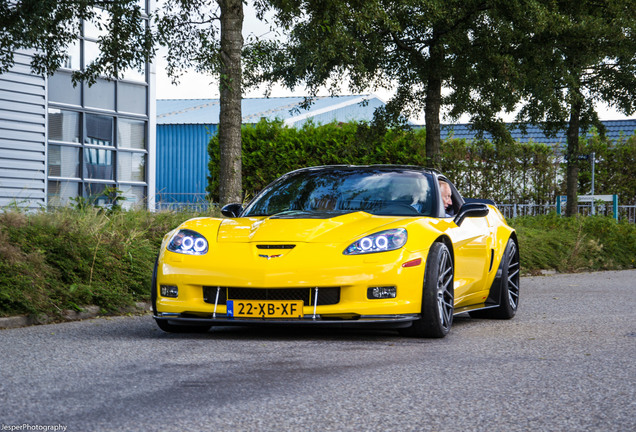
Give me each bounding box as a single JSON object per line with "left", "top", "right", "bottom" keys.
{"left": 509, "top": 213, "right": 636, "bottom": 274}
{"left": 0, "top": 208, "right": 633, "bottom": 318}
{"left": 0, "top": 206, "right": 214, "bottom": 318}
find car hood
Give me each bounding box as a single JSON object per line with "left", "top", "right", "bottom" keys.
{"left": 217, "top": 211, "right": 408, "bottom": 243}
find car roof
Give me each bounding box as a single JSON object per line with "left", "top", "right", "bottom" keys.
{"left": 283, "top": 164, "right": 441, "bottom": 176}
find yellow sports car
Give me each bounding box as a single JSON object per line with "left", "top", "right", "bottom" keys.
{"left": 152, "top": 165, "right": 519, "bottom": 337}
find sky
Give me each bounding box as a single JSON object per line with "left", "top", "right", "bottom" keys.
{"left": 154, "top": 4, "right": 634, "bottom": 124}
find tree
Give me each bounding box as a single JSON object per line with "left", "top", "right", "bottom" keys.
{"left": 507, "top": 0, "right": 636, "bottom": 216}
{"left": 218, "top": 0, "right": 244, "bottom": 205}
{"left": 257, "top": 0, "right": 526, "bottom": 168}
{"left": 157, "top": 0, "right": 245, "bottom": 205}
{"left": 0, "top": 0, "right": 153, "bottom": 85}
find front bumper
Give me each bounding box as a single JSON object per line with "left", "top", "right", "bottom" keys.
{"left": 155, "top": 242, "right": 428, "bottom": 319}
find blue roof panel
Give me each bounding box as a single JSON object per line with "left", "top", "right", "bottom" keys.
{"left": 439, "top": 120, "right": 636, "bottom": 144}
{"left": 157, "top": 95, "right": 383, "bottom": 125}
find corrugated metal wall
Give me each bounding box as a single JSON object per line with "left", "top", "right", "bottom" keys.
{"left": 0, "top": 50, "right": 47, "bottom": 210}
{"left": 156, "top": 123, "right": 217, "bottom": 205}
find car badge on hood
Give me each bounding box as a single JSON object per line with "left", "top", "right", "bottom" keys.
{"left": 259, "top": 254, "right": 282, "bottom": 260}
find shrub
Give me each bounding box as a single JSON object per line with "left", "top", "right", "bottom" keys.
{"left": 0, "top": 207, "right": 213, "bottom": 318}
{"left": 509, "top": 213, "right": 636, "bottom": 273}
{"left": 207, "top": 119, "right": 635, "bottom": 206}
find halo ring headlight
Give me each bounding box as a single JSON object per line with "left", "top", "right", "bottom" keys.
{"left": 182, "top": 237, "right": 194, "bottom": 250}
{"left": 344, "top": 229, "right": 407, "bottom": 255}
{"left": 375, "top": 235, "right": 388, "bottom": 249}
{"left": 168, "top": 229, "right": 209, "bottom": 255}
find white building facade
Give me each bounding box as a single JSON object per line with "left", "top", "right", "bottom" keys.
{"left": 0, "top": 1, "right": 155, "bottom": 211}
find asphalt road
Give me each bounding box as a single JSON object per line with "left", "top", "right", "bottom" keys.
{"left": 1, "top": 270, "right": 634, "bottom": 432}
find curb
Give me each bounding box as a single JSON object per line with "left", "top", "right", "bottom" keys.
{"left": 0, "top": 302, "right": 152, "bottom": 330}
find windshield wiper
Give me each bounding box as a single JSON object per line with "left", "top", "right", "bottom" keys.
{"left": 270, "top": 209, "right": 352, "bottom": 219}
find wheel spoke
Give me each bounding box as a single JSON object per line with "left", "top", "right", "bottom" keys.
{"left": 441, "top": 265, "right": 453, "bottom": 280}
{"left": 508, "top": 268, "right": 520, "bottom": 280}
{"left": 437, "top": 297, "right": 452, "bottom": 327}
{"left": 508, "top": 278, "right": 519, "bottom": 291}
{"left": 441, "top": 274, "right": 452, "bottom": 290}
{"left": 508, "top": 291, "right": 518, "bottom": 308}
{"left": 435, "top": 249, "right": 454, "bottom": 329}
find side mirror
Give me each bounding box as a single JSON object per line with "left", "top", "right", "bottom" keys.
{"left": 453, "top": 203, "right": 489, "bottom": 226}
{"left": 221, "top": 203, "right": 243, "bottom": 218}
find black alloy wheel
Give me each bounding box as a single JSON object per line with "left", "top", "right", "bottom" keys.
{"left": 400, "top": 242, "right": 454, "bottom": 338}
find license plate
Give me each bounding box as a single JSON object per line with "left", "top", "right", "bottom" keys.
{"left": 227, "top": 300, "right": 303, "bottom": 319}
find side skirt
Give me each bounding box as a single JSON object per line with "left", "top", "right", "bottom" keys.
{"left": 453, "top": 258, "right": 505, "bottom": 316}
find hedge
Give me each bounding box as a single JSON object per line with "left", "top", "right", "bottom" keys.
{"left": 208, "top": 119, "right": 636, "bottom": 205}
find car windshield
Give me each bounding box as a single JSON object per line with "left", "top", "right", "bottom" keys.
{"left": 242, "top": 167, "right": 436, "bottom": 217}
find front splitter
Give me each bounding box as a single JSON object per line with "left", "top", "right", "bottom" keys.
{"left": 154, "top": 313, "right": 419, "bottom": 327}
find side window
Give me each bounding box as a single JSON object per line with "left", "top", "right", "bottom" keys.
{"left": 437, "top": 177, "right": 464, "bottom": 217}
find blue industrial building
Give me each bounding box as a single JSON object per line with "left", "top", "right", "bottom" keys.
{"left": 156, "top": 95, "right": 386, "bottom": 207}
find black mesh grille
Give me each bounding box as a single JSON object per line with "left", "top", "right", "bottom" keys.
{"left": 203, "top": 286, "right": 340, "bottom": 306}
{"left": 255, "top": 244, "right": 296, "bottom": 249}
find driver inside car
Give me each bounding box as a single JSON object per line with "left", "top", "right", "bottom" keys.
{"left": 438, "top": 180, "right": 454, "bottom": 217}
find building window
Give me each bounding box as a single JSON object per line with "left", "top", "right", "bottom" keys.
{"left": 47, "top": 111, "right": 148, "bottom": 208}
{"left": 62, "top": 40, "right": 81, "bottom": 70}
{"left": 48, "top": 109, "right": 80, "bottom": 143}
{"left": 120, "top": 184, "right": 146, "bottom": 210}
{"left": 118, "top": 119, "right": 146, "bottom": 149}
{"left": 48, "top": 145, "right": 80, "bottom": 178}
{"left": 47, "top": 8, "right": 150, "bottom": 209}
{"left": 85, "top": 114, "right": 114, "bottom": 146}
{"left": 48, "top": 180, "right": 81, "bottom": 207}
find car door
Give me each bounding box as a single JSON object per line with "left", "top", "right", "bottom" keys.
{"left": 436, "top": 178, "right": 491, "bottom": 307}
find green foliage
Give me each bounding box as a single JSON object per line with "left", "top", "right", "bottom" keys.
{"left": 440, "top": 138, "right": 561, "bottom": 204}
{"left": 0, "top": 207, "right": 214, "bottom": 318}
{"left": 510, "top": 214, "right": 636, "bottom": 273}
{"left": 512, "top": 0, "right": 636, "bottom": 129}
{"left": 207, "top": 119, "right": 427, "bottom": 201}
{"left": 577, "top": 131, "right": 636, "bottom": 205}
{"left": 208, "top": 119, "right": 636, "bottom": 206}
{"left": 0, "top": 0, "right": 153, "bottom": 84}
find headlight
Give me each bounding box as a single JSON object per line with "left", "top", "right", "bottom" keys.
{"left": 343, "top": 228, "right": 407, "bottom": 255}
{"left": 167, "top": 229, "right": 209, "bottom": 255}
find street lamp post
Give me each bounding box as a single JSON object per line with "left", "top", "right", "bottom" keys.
{"left": 591, "top": 152, "right": 596, "bottom": 215}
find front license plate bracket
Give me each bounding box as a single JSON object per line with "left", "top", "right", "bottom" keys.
{"left": 226, "top": 300, "right": 304, "bottom": 319}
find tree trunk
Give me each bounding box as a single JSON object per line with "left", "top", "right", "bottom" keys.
{"left": 565, "top": 96, "right": 582, "bottom": 217}
{"left": 218, "top": 0, "right": 244, "bottom": 206}
{"left": 425, "top": 30, "right": 444, "bottom": 170}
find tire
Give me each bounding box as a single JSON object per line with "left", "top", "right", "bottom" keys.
{"left": 151, "top": 256, "right": 211, "bottom": 333}
{"left": 400, "top": 242, "right": 454, "bottom": 338}
{"left": 470, "top": 237, "right": 520, "bottom": 319}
